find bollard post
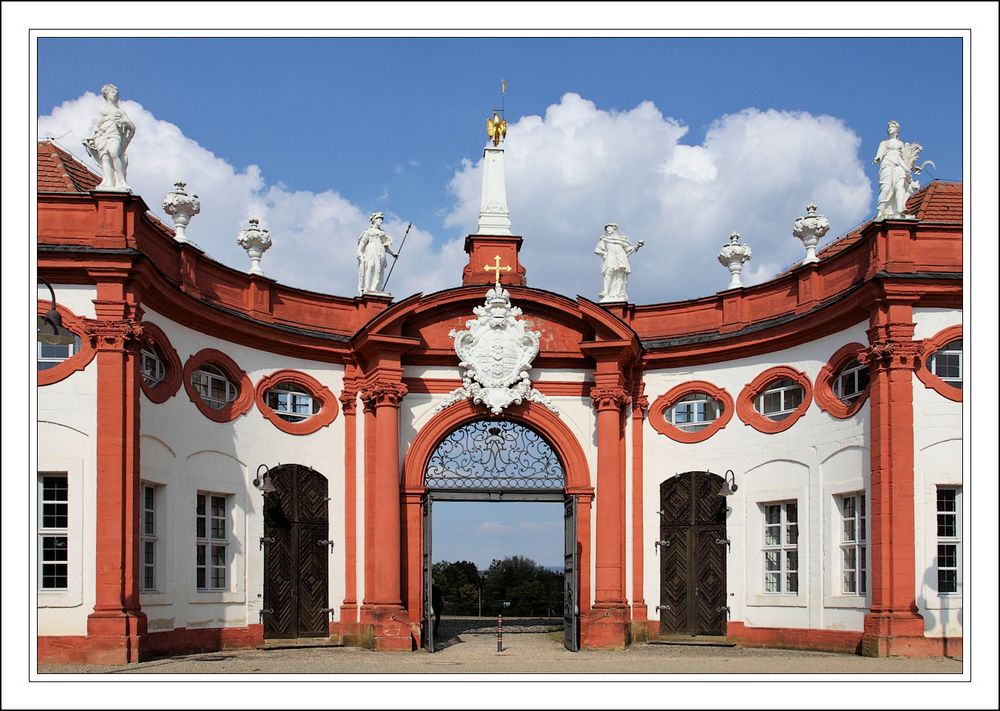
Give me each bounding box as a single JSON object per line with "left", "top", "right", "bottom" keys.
{"left": 497, "top": 613, "right": 503, "bottom": 653}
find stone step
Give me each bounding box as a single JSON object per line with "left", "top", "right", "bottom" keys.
{"left": 647, "top": 635, "right": 736, "bottom": 648}
{"left": 257, "top": 638, "right": 344, "bottom": 651}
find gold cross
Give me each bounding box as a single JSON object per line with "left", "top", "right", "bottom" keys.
{"left": 484, "top": 254, "right": 512, "bottom": 288}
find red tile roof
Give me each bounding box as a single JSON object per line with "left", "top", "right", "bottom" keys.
{"left": 37, "top": 140, "right": 101, "bottom": 192}
{"left": 905, "top": 180, "right": 963, "bottom": 221}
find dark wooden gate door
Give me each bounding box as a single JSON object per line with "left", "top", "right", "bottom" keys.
{"left": 659, "top": 471, "right": 728, "bottom": 637}
{"left": 263, "top": 464, "right": 329, "bottom": 639}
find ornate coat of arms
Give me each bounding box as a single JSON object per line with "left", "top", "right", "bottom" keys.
{"left": 435, "top": 286, "right": 558, "bottom": 415}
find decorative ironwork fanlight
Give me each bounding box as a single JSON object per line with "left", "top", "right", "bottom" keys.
{"left": 425, "top": 420, "right": 564, "bottom": 491}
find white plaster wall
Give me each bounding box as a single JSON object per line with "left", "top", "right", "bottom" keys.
{"left": 37, "top": 285, "right": 98, "bottom": 636}
{"left": 912, "top": 308, "right": 963, "bottom": 637}
{"left": 38, "top": 283, "right": 97, "bottom": 318}
{"left": 137, "top": 307, "right": 346, "bottom": 634}
{"left": 641, "top": 321, "right": 872, "bottom": 633}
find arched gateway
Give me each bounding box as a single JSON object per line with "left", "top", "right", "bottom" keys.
{"left": 402, "top": 401, "right": 593, "bottom": 653}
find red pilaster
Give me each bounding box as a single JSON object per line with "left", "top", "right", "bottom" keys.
{"left": 859, "top": 290, "right": 926, "bottom": 656}
{"left": 338, "top": 364, "right": 360, "bottom": 626}
{"left": 84, "top": 285, "right": 147, "bottom": 664}
{"left": 630, "top": 386, "right": 649, "bottom": 637}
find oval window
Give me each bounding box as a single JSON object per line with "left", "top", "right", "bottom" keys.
{"left": 667, "top": 392, "right": 724, "bottom": 432}
{"left": 754, "top": 378, "right": 805, "bottom": 422}
{"left": 192, "top": 364, "right": 237, "bottom": 410}
{"left": 928, "top": 340, "right": 962, "bottom": 389}
{"left": 265, "top": 382, "right": 321, "bottom": 423}
{"left": 832, "top": 358, "right": 870, "bottom": 404}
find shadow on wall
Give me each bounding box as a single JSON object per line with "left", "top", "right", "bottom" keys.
{"left": 918, "top": 556, "right": 963, "bottom": 659}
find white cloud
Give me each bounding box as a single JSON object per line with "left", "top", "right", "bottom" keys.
{"left": 38, "top": 92, "right": 464, "bottom": 300}
{"left": 39, "top": 91, "right": 872, "bottom": 306}
{"left": 445, "top": 93, "right": 872, "bottom": 303}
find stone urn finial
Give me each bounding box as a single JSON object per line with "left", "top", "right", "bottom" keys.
{"left": 792, "top": 202, "right": 830, "bottom": 266}
{"left": 161, "top": 180, "right": 201, "bottom": 244}
{"left": 237, "top": 217, "right": 272, "bottom": 276}
{"left": 718, "top": 232, "right": 753, "bottom": 290}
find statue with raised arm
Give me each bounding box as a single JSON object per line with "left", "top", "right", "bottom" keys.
{"left": 356, "top": 212, "right": 398, "bottom": 296}
{"left": 594, "top": 223, "right": 644, "bottom": 303}
{"left": 873, "top": 120, "right": 932, "bottom": 220}
{"left": 83, "top": 83, "right": 135, "bottom": 192}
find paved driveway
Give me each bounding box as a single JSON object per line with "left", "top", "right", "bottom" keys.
{"left": 40, "top": 622, "right": 962, "bottom": 675}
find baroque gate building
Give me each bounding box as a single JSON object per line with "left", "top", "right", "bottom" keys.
{"left": 35, "top": 126, "right": 963, "bottom": 663}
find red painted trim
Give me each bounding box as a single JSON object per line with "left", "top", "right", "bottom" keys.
{"left": 37, "top": 625, "right": 265, "bottom": 665}
{"left": 648, "top": 380, "right": 735, "bottom": 443}
{"left": 814, "top": 342, "right": 871, "bottom": 419}
{"left": 36, "top": 301, "right": 96, "bottom": 386}
{"left": 181, "top": 348, "right": 254, "bottom": 423}
{"left": 254, "top": 369, "right": 339, "bottom": 435}
{"left": 137, "top": 321, "right": 182, "bottom": 404}
{"left": 726, "top": 622, "right": 862, "bottom": 654}
{"left": 915, "top": 324, "right": 963, "bottom": 402}
{"left": 631, "top": 389, "right": 648, "bottom": 623}
{"left": 736, "top": 365, "right": 813, "bottom": 434}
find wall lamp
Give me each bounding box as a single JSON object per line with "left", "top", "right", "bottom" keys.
{"left": 37, "top": 278, "right": 75, "bottom": 345}
{"left": 253, "top": 464, "right": 277, "bottom": 494}
{"left": 717, "top": 469, "right": 738, "bottom": 497}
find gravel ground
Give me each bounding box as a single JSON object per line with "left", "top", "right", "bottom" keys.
{"left": 39, "top": 618, "right": 962, "bottom": 676}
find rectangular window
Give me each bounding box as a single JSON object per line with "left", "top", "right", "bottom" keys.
{"left": 140, "top": 484, "right": 158, "bottom": 592}
{"left": 839, "top": 493, "right": 867, "bottom": 595}
{"left": 762, "top": 501, "right": 798, "bottom": 594}
{"left": 196, "top": 492, "right": 228, "bottom": 590}
{"left": 38, "top": 473, "right": 69, "bottom": 590}
{"left": 936, "top": 488, "right": 961, "bottom": 594}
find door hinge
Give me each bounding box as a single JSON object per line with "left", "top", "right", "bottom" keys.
{"left": 317, "top": 539, "right": 335, "bottom": 551}
{"left": 716, "top": 605, "right": 731, "bottom": 614}
{"left": 258, "top": 608, "right": 273, "bottom": 623}
{"left": 654, "top": 539, "right": 670, "bottom": 552}
{"left": 259, "top": 536, "right": 275, "bottom": 550}
{"left": 320, "top": 607, "right": 336, "bottom": 615}
{"left": 715, "top": 537, "right": 731, "bottom": 548}
{"left": 655, "top": 604, "right": 672, "bottom": 612}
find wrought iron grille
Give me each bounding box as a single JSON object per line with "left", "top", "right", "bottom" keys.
{"left": 425, "top": 420, "right": 565, "bottom": 490}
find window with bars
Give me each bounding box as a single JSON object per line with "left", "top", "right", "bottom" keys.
{"left": 667, "top": 392, "right": 722, "bottom": 432}
{"left": 929, "top": 340, "right": 962, "bottom": 388}
{"left": 762, "top": 501, "right": 798, "bottom": 594}
{"left": 140, "top": 484, "right": 158, "bottom": 592}
{"left": 936, "top": 488, "right": 961, "bottom": 594}
{"left": 265, "top": 383, "right": 320, "bottom": 422}
{"left": 833, "top": 359, "right": 870, "bottom": 404}
{"left": 38, "top": 473, "right": 68, "bottom": 590}
{"left": 191, "top": 365, "right": 237, "bottom": 410}
{"left": 196, "top": 493, "right": 228, "bottom": 590}
{"left": 140, "top": 348, "right": 165, "bottom": 387}
{"left": 839, "top": 493, "right": 867, "bottom": 595}
{"left": 755, "top": 379, "right": 805, "bottom": 421}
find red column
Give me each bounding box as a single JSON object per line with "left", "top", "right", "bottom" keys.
{"left": 859, "top": 293, "right": 926, "bottom": 656}
{"left": 85, "top": 293, "right": 147, "bottom": 664}
{"left": 359, "top": 380, "right": 411, "bottom": 650}
{"left": 588, "top": 384, "right": 631, "bottom": 649}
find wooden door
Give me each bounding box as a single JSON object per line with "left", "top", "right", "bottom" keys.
{"left": 659, "top": 471, "right": 727, "bottom": 636}
{"left": 264, "top": 464, "right": 329, "bottom": 639}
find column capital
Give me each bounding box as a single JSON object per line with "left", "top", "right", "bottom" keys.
{"left": 339, "top": 386, "right": 359, "bottom": 415}
{"left": 361, "top": 380, "right": 408, "bottom": 410}
{"left": 859, "top": 338, "right": 922, "bottom": 371}
{"left": 86, "top": 318, "right": 144, "bottom": 353}
{"left": 591, "top": 385, "right": 631, "bottom": 412}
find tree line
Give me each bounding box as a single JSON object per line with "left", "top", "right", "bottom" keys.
{"left": 432, "top": 555, "right": 564, "bottom": 618}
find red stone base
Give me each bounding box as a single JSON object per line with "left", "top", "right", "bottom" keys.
{"left": 860, "top": 611, "right": 939, "bottom": 657}
{"left": 727, "top": 621, "right": 862, "bottom": 654}
{"left": 39, "top": 624, "right": 264, "bottom": 666}
{"left": 361, "top": 604, "right": 414, "bottom": 652}
{"left": 586, "top": 605, "right": 629, "bottom": 649}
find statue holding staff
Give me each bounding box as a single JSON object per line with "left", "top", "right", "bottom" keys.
{"left": 594, "top": 223, "right": 644, "bottom": 303}
{"left": 356, "top": 212, "right": 398, "bottom": 296}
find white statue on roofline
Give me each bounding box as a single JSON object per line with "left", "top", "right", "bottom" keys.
{"left": 83, "top": 83, "right": 135, "bottom": 192}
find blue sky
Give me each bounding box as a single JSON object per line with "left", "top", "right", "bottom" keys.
{"left": 35, "top": 35, "right": 964, "bottom": 569}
